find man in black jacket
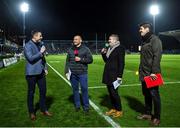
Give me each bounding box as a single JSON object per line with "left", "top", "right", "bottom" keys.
{"left": 65, "top": 35, "right": 93, "bottom": 113}
{"left": 137, "top": 23, "right": 162, "bottom": 126}
{"left": 101, "top": 34, "right": 125, "bottom": 118}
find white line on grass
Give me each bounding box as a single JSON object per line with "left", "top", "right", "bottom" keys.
{"left": 47, "top": 63, "right": 120, "bottom": 128}
{"left": 88, "top": 81, "right": 180, "bottom": 89}
{"left": 49, "top": 61, "right": 61, "bottom": 63}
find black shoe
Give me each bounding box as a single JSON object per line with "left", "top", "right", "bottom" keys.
{"left": 75, "top": 107, "right": 80, "bottom": 112}
{"left": 84, "top": 109, "right": 89, "bottom": 115}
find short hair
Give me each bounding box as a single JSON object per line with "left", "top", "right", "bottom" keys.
{"left": 74, "top": 35, "right": 83, "bottom": 40}
{"left": 138, "top": 22, "right": 153, "bottom": 32}
{"left": 110, "top": 34, "right": 119, "bottom": 41}
{"left": 31, "top": 30, "right": 41, "bottom": 37}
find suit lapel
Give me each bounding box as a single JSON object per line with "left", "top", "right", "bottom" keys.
{"left": 107, "top": 46, "right": 119, "bottom": 59}
{"left": 29, "top": 40, "right": 39, "bottom": 53}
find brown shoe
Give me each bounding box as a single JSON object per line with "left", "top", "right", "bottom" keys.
{"left": 151, "top": 118, "right": 160, "bottom": 126}
{"left": 137, "top": 114, "right": 152, "bottom": 120}
{"left": 113, "top": 111, "right": 123, "bottom": 118}
{"left": 29, "top": 113, "right": 36, "bottom": 121}
{"left": 105, "top": 109, "right": 116, "bottom": 116}
{"left": 41, "top": 111, "right": 52, "bottom": 117}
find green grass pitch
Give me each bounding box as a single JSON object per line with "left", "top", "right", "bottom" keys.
{"left": 0, "top": 54, "right": 180, "bottom": 127}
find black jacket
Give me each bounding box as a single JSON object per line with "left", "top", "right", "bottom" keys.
{"left": 102, "top": 45, "right": 125, "bottom": 85}
{"left": 139, "top": 34, "right": 162, "bottom": 81}
{"left": 65, "top": 44, "right": 93, "bottom": 75}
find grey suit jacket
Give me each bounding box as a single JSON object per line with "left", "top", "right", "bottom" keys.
{"left": 24, "top": 40, "right": 47, "bottom": 76}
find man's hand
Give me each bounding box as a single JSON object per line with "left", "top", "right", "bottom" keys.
{"left": 150, "top": 74, "right": 157, "bottom": 81}
{"left": 40, "top": 46, "right": 46, "bottom": 54}
{"left": 117, "top": 77, "right": 122, "bottom": 84}
{"left": 45, "top": 70, "right": 48, "bottom": 75}
{"left": 75, "top": 56, "right": 81, "bottom": 62}
{"left": 101, "top": 48, "right": 107, "bottom": 54}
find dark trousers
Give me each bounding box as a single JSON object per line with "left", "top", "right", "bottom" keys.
{"left": 107, "top": 85, "right": 122, "bottom": 111}
{"left": 142, "top": 81, "right": 161, "bottom": 119}
{"left": 70, "top": 73, "right": 89, "bottom": 110}
{"left": 26, "top": 72, "right": 47, "bottom": 113}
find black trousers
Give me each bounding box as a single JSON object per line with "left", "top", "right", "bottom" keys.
{"left": 142, "top": 81, "right": 161, "bottom": 119}
{"left": 26, "top": 72, "right": 47, "bottom": 113}
{"left": 107, "top": 85, "right": 122, "bottom": 111}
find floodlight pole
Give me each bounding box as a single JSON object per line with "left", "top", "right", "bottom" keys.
{"left": 96, "top": 33, "right": 98, "bottom": 54}
{"left": 20, "top": 2, "right": 29, "bottom": 47}
{"left": 23, "top": 12, "right": 26, "bottom": 47}
{"left": 150, "top": 4, "right": 159, "bottom": 34}
{"left": 153, "top": 15, "right": 156, "bottom": 34}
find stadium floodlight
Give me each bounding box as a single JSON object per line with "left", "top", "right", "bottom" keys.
{"left": 20, "top": 2, "right": 29, "bottom": 13}
{"left": 149, "top": 4, "right": 159, "bottom": 34}
{"left": 150, "top": 5, "right": 159, "bottom": 16}
{"left": 20, "top": 2, "right": 29, "bottom": 47}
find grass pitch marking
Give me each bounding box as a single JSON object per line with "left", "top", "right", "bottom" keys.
{"left": 47, "top": 63, "right": 121, "bottom": 128}
{"left": 49, "top": 60, "right": 61, "bottom": 63}
{"left": 88, "top": 81, "right": 180, "bottom": 89}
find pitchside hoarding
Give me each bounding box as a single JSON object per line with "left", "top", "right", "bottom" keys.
{"left": 0, "top": 61, "right": 3, "bottom": 68}
{"left": 2, "top": 57, "right": 18, "bottom": 67}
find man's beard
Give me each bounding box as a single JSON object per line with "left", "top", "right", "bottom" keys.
{"left": 37, "top": 39, "right": 41, "bottom": 42}
{"left": 109, "top": 41, "right": 119, "bottom": 47}
{"left": 74, "top": 43, "right": 80, "bottom": 46}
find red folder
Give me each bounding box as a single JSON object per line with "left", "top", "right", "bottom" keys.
{"left": 144, "top": 73, "right": 164, "bottom": 88}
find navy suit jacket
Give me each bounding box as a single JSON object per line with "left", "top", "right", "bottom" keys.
{"left": 24, "top": 40, "right": 47, "bottom": 76}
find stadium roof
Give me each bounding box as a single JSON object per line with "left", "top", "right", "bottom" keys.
{"left": 159, "top": 30, "right": 180, "bottom": 42}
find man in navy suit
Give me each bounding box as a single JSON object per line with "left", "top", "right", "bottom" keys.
{"left": 24, "top": 30, "right": 52, "bottom": 120}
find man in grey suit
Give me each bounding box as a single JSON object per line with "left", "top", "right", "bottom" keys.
{"left": 24, "top": 30, "right": 52, "bottom": 121}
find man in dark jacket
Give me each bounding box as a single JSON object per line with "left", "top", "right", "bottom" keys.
{"left": 65, "top": 35, "right": 93, "bottom": 113}
{"left": 101, "top": 34, "right": 125, "bottom": 118}
{"left": 137, "top": 23, "right": 162, "bottom": 126}
{"left": 24, "top": 30, "right": 52, "bottom": 121}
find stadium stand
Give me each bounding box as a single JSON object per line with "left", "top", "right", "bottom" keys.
{"left": 43, "top": 40, "right": 106, "bottom": 54}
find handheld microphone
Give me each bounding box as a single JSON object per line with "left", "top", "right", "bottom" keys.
{"left": 104, "top": 43, "right": 109, "bottom": 49}
{"left": 74, "top": 49, "right": 79, "bottom": 62}
{"left": 40, "top": 41, "right": 45, "bottom": 47}
{"left": 101, "top": 43, "right": 109, "bottom": 53}
{"left": 40, "top": 41, "right": 46, "bottom": 56}
{"left": 74, "top": 49, "right": 79, "bottom": 57}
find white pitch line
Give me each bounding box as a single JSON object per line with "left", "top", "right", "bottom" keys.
{"left": 47, "top": 63, "right": 120, "bottom": 128}
{"left": 49, "top": 61, "right": 61, "bottom": 63}
{"left": 88, "top": 81, "right": 180, "bottom": 89}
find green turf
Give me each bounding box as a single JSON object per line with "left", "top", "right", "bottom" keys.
{"left": 0, "top": 54, "right": 180, "bottom": 127}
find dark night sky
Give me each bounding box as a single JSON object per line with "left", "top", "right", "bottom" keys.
{"left": 0, "top": 0, "right": 180, "bottom": 44}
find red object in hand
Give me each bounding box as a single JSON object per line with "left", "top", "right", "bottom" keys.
{"left": 144, "top": 73, "right": 164, "bottom": 88}
{"left": 75, "top": 57, "right": 80, "bottom": 62}
{"left": 74, "top": 49, "right": 79, "bottom": 56}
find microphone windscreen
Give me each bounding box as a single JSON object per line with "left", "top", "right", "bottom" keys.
{"left": 40, "top": 41, "right": 45, "bottom": 47}
{"left": 74, "top": 49, "right": 79, "bottom": 56}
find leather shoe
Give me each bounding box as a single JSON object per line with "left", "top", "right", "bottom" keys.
{"left": 75, "top": 107, "right": 80, "bottom": 112}
{"left": 151, "top": 118, "right": 160, "bottom": 126}
{"left": 41, "top": 111, "right": 52, "bottom": 117}
{"left": 29, "top": 113, "right": 36, "bottom": 121}
{"left": 137, "top": 114, "right": 152, "bottom": 120}
{"left": 113, "top": 111, "right": 123, "bottom": 118}
{"left": 105, "top": 109, "right": 116, "bottom": 116}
